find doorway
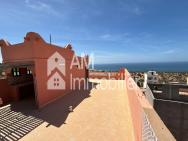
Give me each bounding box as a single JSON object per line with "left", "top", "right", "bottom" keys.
{"left": 19, "top": 83, "right": 35, "bottom": 100}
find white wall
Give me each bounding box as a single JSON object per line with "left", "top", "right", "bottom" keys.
{"left": 0, "top": 49, "right": 2, "bottom": 63}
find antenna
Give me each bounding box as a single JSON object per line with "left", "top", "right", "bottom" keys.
{"left": 50, "top": 34, "right": 52, "bottom": 44}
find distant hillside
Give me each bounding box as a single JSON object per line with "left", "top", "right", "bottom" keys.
{"left": 158, "top": 72, "right": 188, "bottom": 83}
{"left": 131, "top": 72, "right": 188, "bottom": 84}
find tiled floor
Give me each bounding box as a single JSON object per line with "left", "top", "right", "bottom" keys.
{"left": 0, "top": 104, "right": 43, "bottom": 141}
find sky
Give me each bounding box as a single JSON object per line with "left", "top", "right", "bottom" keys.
{"left": 0, "top": 0, "right": 188, "bottom": 64}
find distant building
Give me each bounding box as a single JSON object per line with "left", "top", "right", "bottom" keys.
{"left": 146, "top": 71, "right": 159, "bottom": 84}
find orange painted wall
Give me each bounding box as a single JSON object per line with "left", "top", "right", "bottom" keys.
{"left": 0, "top": 79, "right": 11, "bottom": 104}
{"left": 89, "top": 72, "right": 117, "bottom": 79}
{"left": 89, "top": 69, "right": 125, "bottom": 80}
{"left": 0, "top": 32, "right": 89, "bottom": 108}
{"left": 124, "top": 70, "right": 143, "bottom": 141}
{"left": 0, "top": 79, "right": 19, "bottom": 105}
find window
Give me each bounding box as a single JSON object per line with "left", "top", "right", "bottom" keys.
{"left": 12, "top": 68, "right": 20, "bottom": 76}
{"left": 148, "top": 77, "right": 153, "bottom": 80}
{"left": 12, "top": 67, "right": 32, "bottom": 76}
{"left": 27, "top": 68, "right": 32, "bottom": 75}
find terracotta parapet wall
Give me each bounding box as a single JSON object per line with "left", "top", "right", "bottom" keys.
{"left": 124, "top": 69, "right": 143, "bottom": 141}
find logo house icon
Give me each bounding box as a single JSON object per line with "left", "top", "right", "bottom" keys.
{"left": 47, "top": 51, "right": 66, "bottom": 90}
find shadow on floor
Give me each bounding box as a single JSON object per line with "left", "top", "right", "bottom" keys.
{"left": 0, "top": 82, "right": 98, "bottom": 141}
{"left": 0, "top": 103, "right": 43, "bottom": 141}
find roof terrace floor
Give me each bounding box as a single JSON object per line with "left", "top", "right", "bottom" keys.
{"left": 1, "top": 80, "right": 135, "bottom": 141}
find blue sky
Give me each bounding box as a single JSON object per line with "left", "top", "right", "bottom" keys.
{"left": 0, "top": 0, "right": 188, "bottom": 64}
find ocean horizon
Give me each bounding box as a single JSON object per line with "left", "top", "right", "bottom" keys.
{"left": 91, "top": 62, "right": 188, "bottom": 72}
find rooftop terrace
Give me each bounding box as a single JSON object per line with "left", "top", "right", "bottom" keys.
{"left": 0, "top": 78, "right": 175, "bottom": 141}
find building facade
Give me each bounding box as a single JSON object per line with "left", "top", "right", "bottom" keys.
{"left": 146, "top": 71, "right": 159, "bottom": 84}
{"left": 0, "top": 32, "right": 89, "bottom": 108}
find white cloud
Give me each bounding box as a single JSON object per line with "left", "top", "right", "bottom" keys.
{"left": 25, "top": 0, "right": 59, "bottom": 16}
{"left": 100, "top": 34, "right": 111, "bottom": 40}
{"left": 99, "top": 33, "right": 129, "bottom": 41}
{"left": 162, "top": 49, "right": 175, "bottom": 54}
{"left": 118, "top": 0, "right": 145, "bottom": 16}
{"left": 91, "top": 51, "right": 151, "bottom": 64}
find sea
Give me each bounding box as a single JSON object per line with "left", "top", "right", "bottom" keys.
{"left": 91, "top": 62, "right": 188, "bottom": 72}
